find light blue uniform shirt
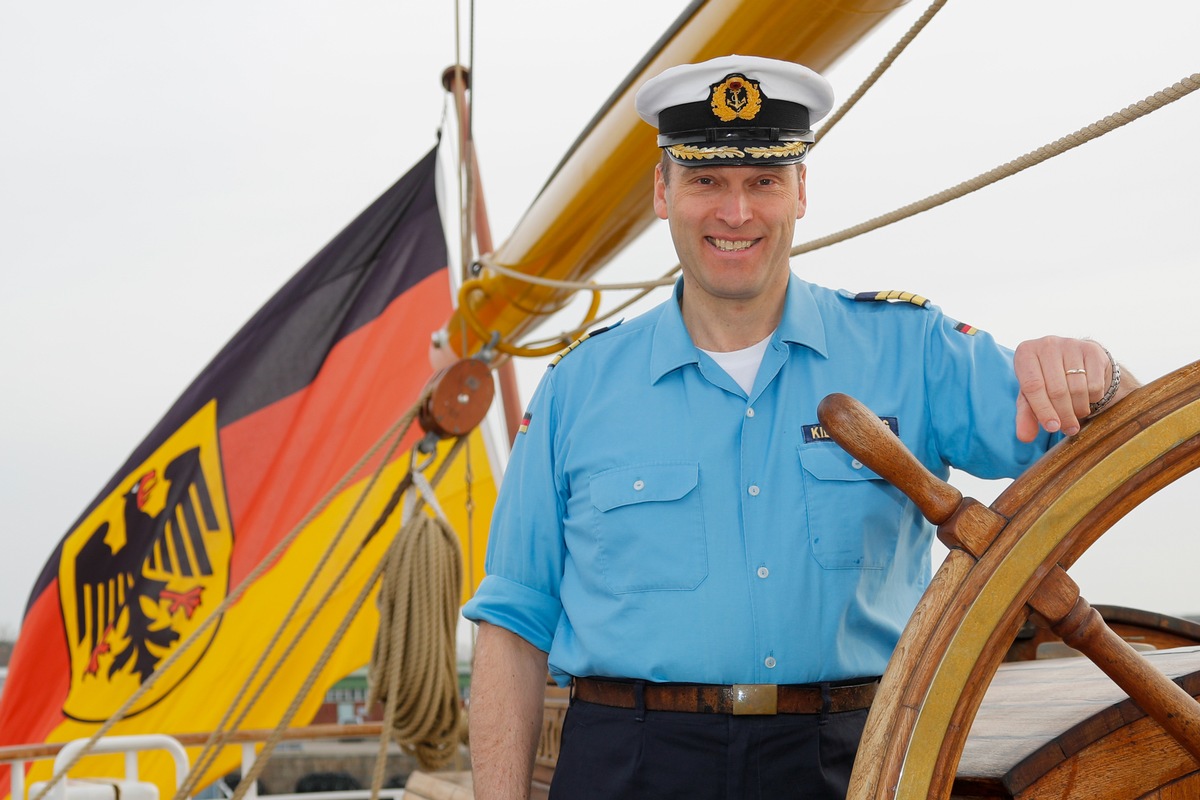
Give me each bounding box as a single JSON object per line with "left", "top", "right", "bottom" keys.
{"left": 463, "top": 276, "right": 1056, "bottom": 686}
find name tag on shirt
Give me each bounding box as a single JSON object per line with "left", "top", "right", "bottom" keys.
{"left": 803, "top": 416, "right": 899, "bottom": 443}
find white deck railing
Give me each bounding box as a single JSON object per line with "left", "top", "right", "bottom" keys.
{"left": 1, "top": 726, "right": 415, "bottom": 800}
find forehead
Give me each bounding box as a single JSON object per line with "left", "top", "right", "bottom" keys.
{"left": 664, "top": 159, "right": 801, "bottom": 181}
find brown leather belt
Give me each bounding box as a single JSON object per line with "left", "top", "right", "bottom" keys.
{"left": 573, "top": 677, "right": 878, "bottom": 716}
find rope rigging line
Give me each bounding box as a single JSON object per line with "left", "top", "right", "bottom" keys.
{"left": 231, "top": 553, "right": 392, "bottom": 800}
{"left": 478, "top": 254, "right": 675, "bottom": 293}
{"left": 501, "top": 61, "right": 1197, "bottom": 308}
{"left": 32, "top": 383, "right": 436, "bottom": 800}
{"left": 193, "top": 434, "right": 475, "bottom": 799}
{"left": 792, "top": 72, "right": 1200, "bottom": 257}
{"left": 179, "top": 432, "right": 441, "bottom": 798}
{"left": 813, "top": 0, "right": 949, "bottom": 147}
{"left": 456, "top": 276, "right": 607, "bottom": 357}
{"left": 179, "top": 494, "right": 407, "bottom": 789}
{"left": 463, "top": 46, "right": 1194, "bottom": 356}
{"left": 456, "top": 257, "right": 677, "bottom": 356}
{"left": 192, "top": 6, "right": 485, "bottom": 791}
{"left": 464, "top": 429, "right": 477, "bottom": 615}
{"left": 175, "top": 406, "right": 439, "bottom": 798}
{"left": 226, "top": 436, "right": 471, "bottom": 800}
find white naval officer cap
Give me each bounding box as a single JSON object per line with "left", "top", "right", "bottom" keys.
{"left": 634, "top": 54, "right": 835, "bottom": 166}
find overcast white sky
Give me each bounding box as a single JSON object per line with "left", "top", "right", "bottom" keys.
{"left": 2, "top": 1, "right": 1199, "bottom": 643}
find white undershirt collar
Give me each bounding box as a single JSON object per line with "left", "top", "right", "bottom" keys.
{"left": 699, "top": 332, "right": 774, "bottom": 395}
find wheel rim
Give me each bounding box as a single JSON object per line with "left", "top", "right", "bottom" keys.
{"left": 842, "top": 360, "right": 1200, "bottom": 799}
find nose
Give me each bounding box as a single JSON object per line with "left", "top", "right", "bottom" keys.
{"left": 714, "top": 185, "right": 752, "bottom": 227}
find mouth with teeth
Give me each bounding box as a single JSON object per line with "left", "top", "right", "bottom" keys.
{"left": 707, "top": 237, "right": 757, "bottom": 252}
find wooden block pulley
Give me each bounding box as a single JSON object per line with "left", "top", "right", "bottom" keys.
{"left": 419, "top": 358, "right": 495, "bottom": 438}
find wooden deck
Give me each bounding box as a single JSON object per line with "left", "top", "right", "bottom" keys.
{"left": 403, "top": 770, "right": 474, "bottom": 800}
{"left": 954, "top": 645, "right": 1200, "bottom": 798}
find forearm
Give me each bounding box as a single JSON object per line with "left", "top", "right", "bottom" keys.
{"left": 469, "top": 621, "right": 550, "bottom": 800}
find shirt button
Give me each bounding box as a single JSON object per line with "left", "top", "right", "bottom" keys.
{"left": 764, "top": 657, "right": 777, "bottom": 669}
{"left": 748, "top": 485, "right": 760, "bottom": 496}
{"left": 746, "top": 408, "right": 755, "bottom": 418}
{"left": 851, "top": 459, "right": 863, "bottom": 470}
{"left": 756, "top": 566, "right": 769, "bottom": 579}
{"left": 633, "top": 480, "right": 645, "bottom": 491}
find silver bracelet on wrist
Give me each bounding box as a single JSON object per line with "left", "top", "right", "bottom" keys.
{"left": 1089, "top": 346, "right": 1121, "bottom": 414}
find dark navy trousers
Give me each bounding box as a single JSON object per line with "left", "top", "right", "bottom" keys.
{"left": 548, "top": 697, "right": 867, "bottom": 799}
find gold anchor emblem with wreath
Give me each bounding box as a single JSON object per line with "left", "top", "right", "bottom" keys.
{"left": 710, "top": 73, "right": 763, "bottom": 122}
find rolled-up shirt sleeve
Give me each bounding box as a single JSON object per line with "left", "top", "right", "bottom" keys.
{"left": 462, "top": 370, "right": 567, "bottom": 654}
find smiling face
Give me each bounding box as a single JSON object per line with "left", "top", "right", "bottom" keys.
{"left": 653, "top": 160, "right": 807, "bottom": 319}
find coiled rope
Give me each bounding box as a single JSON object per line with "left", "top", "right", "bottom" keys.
{"left": 367, "top": 509, "right": 464, "bottom": 779}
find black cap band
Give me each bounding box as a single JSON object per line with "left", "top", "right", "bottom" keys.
{"left": 658, "top": 99, "right": 811, "bottom": 138}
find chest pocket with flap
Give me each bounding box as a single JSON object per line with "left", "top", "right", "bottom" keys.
{"left": 798, "top": 446, "right": 902, "bottom": 570}
{"left": 590, "top": 462, "right": 708, "bottom": 593}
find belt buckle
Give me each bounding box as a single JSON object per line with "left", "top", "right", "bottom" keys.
{"left": 731, "top": 684, "right": 778, "bottom": 715}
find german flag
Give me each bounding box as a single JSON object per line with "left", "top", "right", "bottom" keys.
{"left": 0, "top": 148, "right": 496, "bottom": 796}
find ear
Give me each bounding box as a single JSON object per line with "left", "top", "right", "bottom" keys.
{"left": 796, "top": 163, "right": 808, "bottom": 220}
{"left": 653, "top": 162, "right": 669, "bottom": 220}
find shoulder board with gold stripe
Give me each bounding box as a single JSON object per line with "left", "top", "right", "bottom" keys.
{"left": 852, "top": 290, "right": 930, "bottom": 308}
{"left": 548, "top": 324, "right": 616, "bottom": 369}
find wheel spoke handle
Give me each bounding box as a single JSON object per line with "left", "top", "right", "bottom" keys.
{"left": 817, "top": 393, "right": 962, "bottom": 524}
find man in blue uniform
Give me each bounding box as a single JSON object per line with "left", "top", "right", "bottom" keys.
{"left": 463, "top": 55, "right": 1136, "bottom": 799}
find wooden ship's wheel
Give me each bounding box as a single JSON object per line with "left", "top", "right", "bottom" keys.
{"left": 819, "top": 360, "right": 1200, "bottom": 799}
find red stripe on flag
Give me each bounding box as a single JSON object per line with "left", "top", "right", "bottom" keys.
{"left": 219, "top": 268, "right": 451, "bottom": 587}
{"left": 0, "top": 579, "right": 71, "bottom": 749}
